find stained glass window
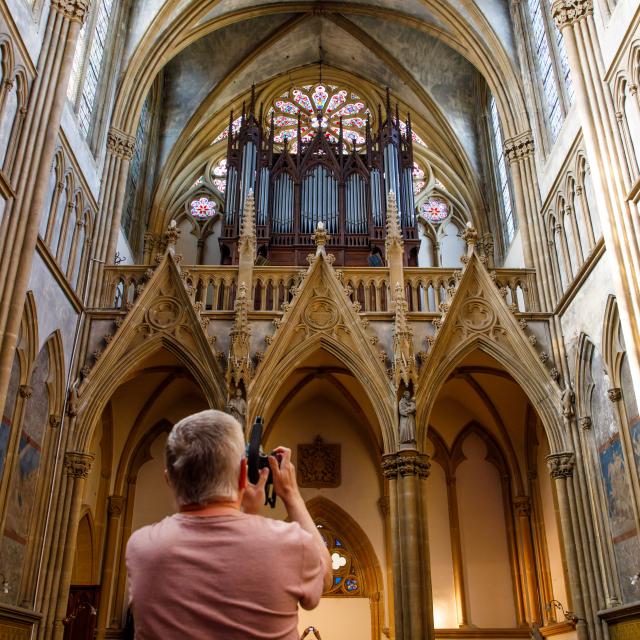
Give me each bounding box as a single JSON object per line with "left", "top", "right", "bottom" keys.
{"left": 316, "top": 522, "right": 360, "bottom": 596}
{"left": 266, "top": 84, "right": 369, "bottom": 151}
{"left": 213, "top": 116, "right": 242, "bottom": 144}
{"left": 190, "top": 197, "right": 217, "bottom": 219}
{"left": 211, "top": 158, "right": 228, "bottom": 194}
{"left": 68, "top": 0, "right": 116, "bottom": 138}
{"left": 526, "top": 0, "right": 574, "bottom": 142}
{"left": 413, "top": 162, "right": 426, "bottom": 196}
{"left": 399, "top": 121, "right": 427, "bottom": 147}
{"left": 489, "top": 96, "right": 515, "bottom": 243}
{"left": 420, "top": 198, "right": 449, "bottom": 223}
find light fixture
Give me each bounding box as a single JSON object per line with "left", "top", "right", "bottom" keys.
{"left": 630, "top": 572, "right": 640, "bottom": 587}
{"left": 545, "top": 599, "right": 579, "bottom": 624}
{"left": 0, "top": 573, "right": 9, "bottom": 594}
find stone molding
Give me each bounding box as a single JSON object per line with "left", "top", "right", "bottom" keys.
{"left": 551, "top": 0, "right": 593, "bottom": 29}
{"left": 51, "top": 0, "right": 91, "bottom": 23}
{"left": 382, "top": 451, "right": 430, "bottom": 479}
{"left": 108, "top": 495, "right": 126, "bottom": 517}
{"left": 107, "top": 128, "right": 136, "bottom": 160}
{"left": 64, "top": 451, "right": 94, "bottom": 479}
{"left": 504, "top": 132, "right": 535, "bottom": 164}
{"left": 546, "top": 452, "right": 575, "bottom": 479}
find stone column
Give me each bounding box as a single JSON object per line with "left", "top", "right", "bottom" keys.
{"left": 382, "top": 450, "right": 432, "bottom": 640}
{"left": 52, "top": 451, "right": 94, "bottom": 640}
{"left": 552, "top": 0, "right": 640, "bottom": 397}
{"left": 95, "top": 495, "right": 126, "bottom": 640}
{"left": 546, "top": 452, "right": 588, "bottom": 640}
{"left": 0, "top": 0, "right": 90, "bottom": 413}
{"left": 514, "top": 496, "right": 541, "bottom": 624}
{"left": 87, "top": 128, "right": 135, "bottom": 306}
{"left": 504, "top": 132, "right": 552, "bottom": 310}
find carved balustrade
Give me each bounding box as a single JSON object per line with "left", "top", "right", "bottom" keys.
{"left": 100, "top": 265, "right": 537, "bottom": 315}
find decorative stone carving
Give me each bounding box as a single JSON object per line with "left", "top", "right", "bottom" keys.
{"left": 514, "top": 496, "right": 532, "bottom": 517}
{"left": 460, "top": 298, "right": 495, "bottom": 333}
{"left": 461, "top": 223, "right": 478, "bottom": 249}
{"left": 607, "top": 387, "right": 622, "bottom": 402}
{"left": 312, "top": 221, "right": 329, "bottom": 254}
{"left": 297, "top": 436, "right": 341, "bottom": 488}
{"left": 304, "top": 297, "right": 339, "bottom": 331}
{"left": 64, "top": 451, "right": 94, "bottom": 479}
{"left": 227, "top": 282, "right": 252, "bottom": 390}
{"left": 382, "top": 451, "right": 430, "bottom": 478}
{"left": 106, "top": 127, "right": 136, "bottom": 160}
{"left": 562, "top": 385, "right": 575, "bottom": 419}
{"left": 546, "top": 452, "right": 575, "bottom": 479}
{"left": 51, "top": 0, "right": 90, "bottom": 23}
{"left": 19, "top": 384, "right": 32, "bottom": 399}
{"left": 391, "top": 283, "right": 418, "bottom": 390}
{"left": 579, "top": 416, "right": 592, "bottom": 430}
{"left": 164, "top": 220, "right": 180, "bottom": 253}
{"left": 377, "top": 496, "right": 390, "bottom": 517}
{"left": 504, "top": 132, "right": 535, "bottom": 164}
{"left": 238, "top": 190, "right": 257, "bottom": 259}
{"left": 226, "top": 387, "right": 247, "bottom": 428}
{"left": 49, "top": 414, "right": 62, "bottom": 429}
{"left": 108, "top": 495, "right": 126, "bottom": 517}
{"left": 147, "top": 297, "right": 182, "bottom": 330}
{"left": 398, "top": 391, "right": 417, "bottom": 445}
{"left": 384, "top": 191, "right": 403, "bottom": 256}
{"left": 551, "top": 0, "right": 593, "bottom": 29}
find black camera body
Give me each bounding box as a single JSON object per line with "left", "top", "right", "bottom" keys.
{"left": 246, "top": 416, "right": 277, "bottom": 508}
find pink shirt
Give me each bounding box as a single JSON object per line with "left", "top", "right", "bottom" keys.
{"left": 126, "top": 511, "right": 325, "bottom": 639}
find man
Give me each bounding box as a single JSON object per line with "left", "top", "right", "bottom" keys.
{"left": 126, "top": 410, "right": 332, "bottom": 639}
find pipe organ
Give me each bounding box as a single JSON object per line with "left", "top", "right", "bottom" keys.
{"left": 220, "top": 87, "right": 419, "bottom": 265}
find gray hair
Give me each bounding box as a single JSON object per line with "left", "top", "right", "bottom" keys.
{"left": 165, "top": 410, "right": 245, "bottom": 506}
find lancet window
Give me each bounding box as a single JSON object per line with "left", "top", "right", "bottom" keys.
{"left": 67, "top": 0, "right": 117, "bottom": 139}
{"left": 489, "top": 96, "right": 515, "bottom": 245}
{"left": 525, "top": 0, "right": 574, "bottom": 144}
{"left": 316, "top": 521, "right": 361, "bottom": 596}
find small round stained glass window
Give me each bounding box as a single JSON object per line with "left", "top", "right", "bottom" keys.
{"left": 190, "top": 197, "right": 217, "bottom": 219}
{"left": 420, "top": 198, "right": 449, "bottom": 223}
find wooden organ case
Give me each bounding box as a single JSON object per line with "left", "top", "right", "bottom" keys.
{"left": 219, "top": 88, "right": 419, "bottom": 266}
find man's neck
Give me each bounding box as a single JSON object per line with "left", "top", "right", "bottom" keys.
{"left": 178, "top": 500, "right": 241, "bottom": 516}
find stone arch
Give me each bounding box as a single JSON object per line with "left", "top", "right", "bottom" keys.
{"left": 305, "top": 495, "right": 384, "bottom": 638}
{"left": 250, "top": 332, "right": 396, "bottom": 452}
{"left": 75, "top": 333, "right": 224, "bottom": 451}
{"left": 416, "top": 335, "right": 565, "bottom": 455}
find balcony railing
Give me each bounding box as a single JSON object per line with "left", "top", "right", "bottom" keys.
{"left": 101, "top": 264, "right": 537, "bottom": 315}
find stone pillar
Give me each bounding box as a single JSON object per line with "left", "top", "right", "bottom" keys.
{"left": 87, "top": 128, "right": 136, "bottom": 306}
{"left": 552, "top": 0, "right": 640, "bottom": 397}
{"left": 504, "top": 132, "right": 552, "bottom": 310}
{"left": 52, "top": 451, "right": 94, "bottom": 640}
{"left": 546, "top": 452, "right": 588, "bottom": 640}
{"left": 514, "top": 496, "right": 541, "bottom": 624}
{"left": 382, "top": 450, "right": 432, "bottom": 640}
{"left": 95, "top": 495, "right": 126, "bottom": 640}
{"left": 0, "top": 0, "right": 90, "bottom": 413}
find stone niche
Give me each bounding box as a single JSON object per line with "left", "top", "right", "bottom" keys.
{"left": 297, "top": 436, "right": 341, "bottom": 489}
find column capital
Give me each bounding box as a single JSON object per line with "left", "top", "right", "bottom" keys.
{"left": 64, "top": 451, "right": 94, "bottom": 479}
{"left": 107, "top": 128, "right": 136, "bottom": 160}
{"left": 546, "top": 452, "right": 575, "bottom": 479}
{"left": 382, "top": 451, "right": 430, "bottom": 479}
{"left": 514, "top": 495, "right": 532, "bottom": 516}
{"left": 504, "top": 131, "right": 535, "bottom": 164}
{"left": 551, "top": 0, "right": 593, "bottom": 29}
{"left": 51, "top": 0, "right": 91, "bottom": 23}
{"left": 108, "top": 495, "right": 126, "bottom": 517}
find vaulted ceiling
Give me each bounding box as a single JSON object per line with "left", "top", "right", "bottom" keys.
{"left": 114, "top": 0, "right": 528, "bottom": 231}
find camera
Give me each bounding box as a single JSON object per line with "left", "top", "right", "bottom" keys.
{"left": 246, "top": 416, "right": 278, "bottom": 507}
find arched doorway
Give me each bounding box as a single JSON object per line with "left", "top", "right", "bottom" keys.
{"left": 259, "top": 347, "right": 388, "bottom": 640}
{"left": 425, "top": 349, "right": 570, "bottom": 635}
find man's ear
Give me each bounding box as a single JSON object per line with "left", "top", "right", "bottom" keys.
{"left": 238, "top": 458, "right": 248, "bottom": 491}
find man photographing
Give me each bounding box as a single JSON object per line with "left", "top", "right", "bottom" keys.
{"left": 126, "top": 410, "right": 332, "bottom": 639}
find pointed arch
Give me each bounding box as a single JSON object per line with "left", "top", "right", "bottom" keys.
{"left": 602, "top": 295, "right": 624, "bottom": 387}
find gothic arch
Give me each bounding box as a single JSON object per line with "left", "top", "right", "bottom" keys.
{"left": 305, "top": 495, "right": 384, "bottom": 638}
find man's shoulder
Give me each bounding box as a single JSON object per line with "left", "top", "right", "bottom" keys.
{"left": 246, "top": 515, "right": 312, "bottom": 546}
{"left": 126, "top": 516, "right": 175, "bottom": 553}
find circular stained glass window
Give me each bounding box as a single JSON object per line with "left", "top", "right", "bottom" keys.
{"left": 190, "top": 197, "right": 217, "bottom": 219}
{"left": 420, "top": 198, "right": 449, "bottom": 223}
{"left": 268, "top": 84, "right": 370, "bottom": 151}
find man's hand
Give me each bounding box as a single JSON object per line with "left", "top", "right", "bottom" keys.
{"left": 241, "top": 467, "right": 269, "bottom": 515}
{"left": 268, "top": 447, "right": 301, "bottom": 507}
